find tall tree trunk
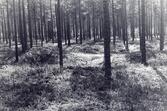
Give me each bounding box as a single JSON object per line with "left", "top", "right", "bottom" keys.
{"left": 0, "top": 21, "right": 2, "bottom": 42}
{"left": 122, "top": 0, "right": 128, "bottom": 51}
{"left": 87, "top": 13, "right": 91, "bottom": 39}
{"left": 83, "top": 16, "right": 86, "bottom": 40}
{"left": 6, "top": 0, "right": 11, "bottom": 48}
{"left": 92, "top": 3, "right": 96, "bottom": 42}
{"left": 130, "top": 0, "right": 135, "bottom": 41}
{"left": 160, "top": 0, "right": 164, "bottom": 51}
{"left": 0, "top": 9, "right": 4, "bottom": 42}
{"left": 79, "top": 0, "right": 82, "bottom": 44}
{"left": 138, "top": 0, "right": 141, "bottom": 39}
{"left": 99, "top": 17, "right": 103, "bottom": 39}
{"left": 50, "top": 0, "right": 54, "bottom": 43}
{"left": 112, "top": 0, "right": 116, "bottom": 47}
{"left": 121, "top": 0, "right": 125, "bottom": 45}
{"left": 27, "top": 0, "right": 33, "bottom": 48}
{"left": 13, "top": 0, "right": 18, "bottom": 62}
{"left": 57, "top": 0, "right": 63, "bottom": 69}
{"left": 22, "top": 0, "right": 28, "bottom": 51}
{"left": 19, "top": 0, "right": 24, "bottom": 52}
{"left": 64, "top": 15, "right": 67, "bottom": 45}
{"left": 3, "top": 9, "right": 8, "bottom": 44}
{"left": 33, "top": 3, "right": 38, "bottom": 46}
{"left": 67, "top": 13, "right": 71, "bottom": 46}
{"left": 43, "top": 4, "right": 48, "bottom": 42}
{"left": 125, "top": 0, "right": 129, "bottom": 51}
{"left": 1, "top": 19, "right": 5, "bottom": 42}
{"left": 74, "top": 0, "right": 78, "bottom": 43}
{"left": 141, "top": 0, "right": 147, "bottom": 65}
{"left": 150, "top": 1, "right": 153, "bottom": 40}
{"left": 40, "top": 0, "right": 44, "bottom": 47}
{"left": 103, "top": 0, "right": 112, "bottom": 89}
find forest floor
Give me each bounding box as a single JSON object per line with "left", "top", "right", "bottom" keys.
{"left": 0, "top": 38, "right": 167, "bottom": 111}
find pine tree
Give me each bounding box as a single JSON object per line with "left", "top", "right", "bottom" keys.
{"left": 160, "top": 0, "right": 164, "bottom": 51}
{"left": 141, "top": 0, "right": 147, "bottom": 65}
{"left": 13, "top": 0, "right": 18, "bottom": 62}
{"left": 103, "top": 0, "right": 112, "bottom": 88}
{"left": 57, "top": 0, "right": 63, "bottom": 69}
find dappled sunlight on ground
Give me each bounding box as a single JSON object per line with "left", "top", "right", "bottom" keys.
{"left": 0, "top": 39, "right": 167, "bottom": 111}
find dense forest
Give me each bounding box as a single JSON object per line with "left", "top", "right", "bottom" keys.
{"left": 0, "top": 0, "right": 167, "bottom": 110}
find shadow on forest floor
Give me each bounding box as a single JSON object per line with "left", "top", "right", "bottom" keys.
{"left": 69, "top": 66, "right": 165, "bottom": 111}
{"left": 0, "top": 39, "right": 167, "bottom": 110}
{"left": 125, "top": 49, "right": 157, "bottom": 64}
{"left": 152, "top": 67, "right": 167, "bottom": 83}
{"left": 0, "top": 68, "right": 57, "bottom": 110}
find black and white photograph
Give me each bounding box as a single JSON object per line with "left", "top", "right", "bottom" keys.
{"left": 0, "top": 0, "right": 167, "bottom": 110}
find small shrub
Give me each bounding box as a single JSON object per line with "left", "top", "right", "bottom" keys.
{"left": 19, "top": 47, "right": 66, "bottom": 65}
{"left": 79, "top": 46, "right": 99, "bottom": 54}
{"left": 70, "top": 67, "right": 105, "bottom": 92}
{"left": 1, "top": 68, "right": 57, "bottom": 110}
{"left": 126, "top": 50, "right": 156, "bottom": 63}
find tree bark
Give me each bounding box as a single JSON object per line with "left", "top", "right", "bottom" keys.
{"left": 13, "top": 0, "right": 18, "bottom": 62}
{"left": 57, "top": 0, "right": 63, "bottom": 69}
{"left": 160, "top": 0, "right": 164, "bottom": 51}
{"left": 27, "top": 0, "right": 33, "bottom": 48}
{"left": 141, "top": 0, "right": 147, "bottom": 65}
{"left": 103, "top": 0, "right": 112, "bottom": 89}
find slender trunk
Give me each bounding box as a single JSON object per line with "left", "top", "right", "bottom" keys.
{"left": 3, "top": 9, "right": 8, "bottom": 44}
{"left": 40, "top": 0, "right": 44, "bottom": 47}
{"left": 44, "top": 4, "right": 48, "bottom": 42}
{"left": 57, "top": 0, "right": 63, "bottom": 68}
{"left": 50, "top": 0, "right": 54, "bottom": 43}
{"left": 103, "top": 0, "right": 112, "bottom": 88}
{"left": 125, "top": 0, "right": 129, "bottom": 51}
{"left": 130, "top": 0, "right": 135, "bottom": 41}
{"left": 19, "top": 0, "right": 24, "bottom": 52}
{"left": 22, "top": 0, "right": 28, "bottom": 51}
{"left": 33, "top": 4, "right": 38, "bottom": 46}
{"left": 141, "top": 0, "right": 147, "bottom": 65}
{"left": 138, "top": 0, "right": 141, "bottom": 39}
{"left": 160, "top": 0, "right": 164, "bottom": 51}
{"left": 64, "top": 15, "right": 67, "bottom": 45}
{"left": 79, "top": 0, "right": 82, "bottom": 44}
{"left": 28, "top": 0, "right": 33, "bottom": 48}
{"left": 112, "top": 0, "right": 116, "bottom": 47}
{"left": 75, "top": 0, "right": 78, "bottom": 43}
{"left": 13, "top": 0, "right": 18, "bottom": 62}
{"left": 67, "top": 13, "right": 71, "bottom": 46}
{"left": 93, "top": 4, "right": 96, "bottom": 42}
{"left": 6, "top": 0, "right": 11, "bottom": 48}
{"left": 87, "top": 13, "right": 91, "bottom": 39}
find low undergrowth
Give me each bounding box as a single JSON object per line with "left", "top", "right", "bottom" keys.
{"left": 18, "top": 47, "right": 66, "bottom": 65}
{"left": 0, "top": 67, "right": 59, "bottom": 110}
